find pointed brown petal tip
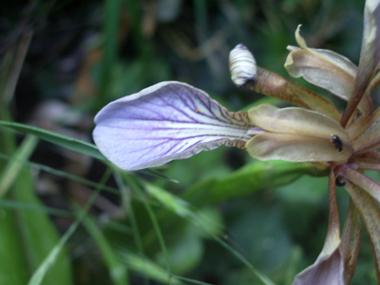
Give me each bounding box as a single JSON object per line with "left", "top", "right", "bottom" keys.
{"left": 295, "top": 24, "right": 307, "bottom": 48}
{"left": 285, "top": 26, "right": 358, "bottom": 101}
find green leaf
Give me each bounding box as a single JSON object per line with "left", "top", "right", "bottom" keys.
{"left": 14, "top": 168, "right": 73, "bottom": 285}
{"left": 0, "top": 120, "right": 105, "bottom": 161}
{"left": 0, "top": 207, "right": 30, "bottom": 285}
{"left": 184, "top": 160, "right": 327, "bottom": 204}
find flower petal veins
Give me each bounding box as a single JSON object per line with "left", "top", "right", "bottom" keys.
{"left": 93, "top": 81, "right": 253, "bottom": 170}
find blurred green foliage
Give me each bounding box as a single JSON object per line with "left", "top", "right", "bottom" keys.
{"left": 0, "top": 0, "right": 377, "bottom": 284}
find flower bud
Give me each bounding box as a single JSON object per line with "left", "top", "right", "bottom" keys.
{"left": 229, "top": 44, "right": 257, "bottom": 87}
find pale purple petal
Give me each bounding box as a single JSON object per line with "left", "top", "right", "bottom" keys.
{"left": 292, "top": 172, "right": 344, "bottom": 285}
{"left": 93, "top": 81, "right": 253, "bottom": 170}
{"left": 292, "top": 248, "right": 344, "bottom": 285}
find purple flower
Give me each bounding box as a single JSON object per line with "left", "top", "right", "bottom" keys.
{"left": 93, "top": 81, "right": 253, "bottom": 170}
{"left": 93, "top": 0, "right": 380, "bottom": 283}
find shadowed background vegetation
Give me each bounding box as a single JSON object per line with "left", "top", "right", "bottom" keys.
{"left": 0, "top": 0, "right": 377, "bottom": 284}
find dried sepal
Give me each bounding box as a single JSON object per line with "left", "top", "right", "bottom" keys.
{"left": 352, "top": 128, "right": 380, "bottom": 154}
{"left": 361, "top": 106, "right": 380, "bottom": 135}
{"left": 357, "top": 0, "right": 380, "bottom": 85}
{"left": 344, "top": 181, "right": 380, "bottom": 282}
{"left": 341, "top": 0, "right": 380, "bottom": 126}
{"left": 246, "top": 133, "right": 352, "bottom": 162}
{"left": 337, "top": 164, "right": 380, "bottom": 203}
{"left": 246, "top": 105, "right": 353, "bottom": 162}
{"left": 347, "top": 107, "right": 380, "bottom": 140}
{"left": 351, "top": 107, "right": 380, "bottom": 152}
{"left": 339, "top": 199, "right": 361, "bottom": 284}
{"left": 286, "top": 25, "right": 357, "bottom": 101}
{"left": 286, "top": 25, "right": 373, "bottom": 118}
{"left": 248, "top": 104, "right": 348, "bottom": 140}
{"left": 247, "top": 68, "right": 341, "bottom": 120}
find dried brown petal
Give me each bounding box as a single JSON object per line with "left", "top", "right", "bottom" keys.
{"left": 248, "top": 104, "right": 348, "bottom": 140}
{"left": 286, "top": 25, "right": 372, "bottom": 118}
{"left": 247, "top": 68, "right": 341, "bottom": 121}
{"left": 341, "top": 0, "right": 380, "bottom": 126}
{"left": 286, "top": 25, "right": 357, "bottom": 101}
{"left": 246, "top": 133, "right": 352, "bottom": 162}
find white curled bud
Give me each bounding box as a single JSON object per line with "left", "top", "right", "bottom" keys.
{"left": 229, "top": 44, "right": 257, "bottom": 87}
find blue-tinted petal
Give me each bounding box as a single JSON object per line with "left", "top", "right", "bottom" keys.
{"left": 292, "top": 248, "right": 344, "bottom": 285}
{"left": 93, "top": 81, "right": 253, "bottom": 170}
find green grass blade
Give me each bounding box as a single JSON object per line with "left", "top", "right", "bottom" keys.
{"left": 118, "top": 251, "right": 184, "bottom": 285}
{"left": 142, "top": 197, "right": 171, "bottom": 279}
{"left": 97, "top": 0, "right": 122, "bottom": 110}
{"left": 171, "top": 275, "right": 214, "bottom": 285}
{"left": 0, "top": 134, "right": 38, "bottom": 197}
{"left": 119, "top": 173, "right": 172, "bottom": 283}
{"left": 143, "top": 182, "right": 276, "bottom": 285}
{"left": 0, "top": 152, "right": 119, "bottom": 194}
{"left": 0, "top": 199, "right": 72, "bottom": 217}
{"left": 26, "top": 235, "right": 71, "bottom": 285}
{"left": 82, "top": 216, "right": 129, "bottom": 285}
{"left": 114, "top": 172, "right": 149, "bottom": 285}
{"left": 0, "top": 121, "right": 105, "bottom": 161}
{"left": 209, "top": 235, "right": 276, "bottom": 285}
{"left": 27, "top": 168, "right": 112, "bottom": 285}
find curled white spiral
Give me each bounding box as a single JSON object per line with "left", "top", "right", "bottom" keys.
{"left": 229, "top": 44, "right": 257, "bottom": 87}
